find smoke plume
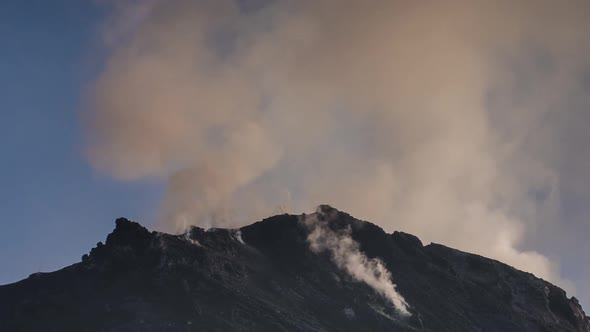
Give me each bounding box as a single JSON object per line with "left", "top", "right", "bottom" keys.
{"left": 302, "top": 206, "right": 410, "bottom": 315}
{"left": 85, "top": 0, "right": 590, "bottom": 301}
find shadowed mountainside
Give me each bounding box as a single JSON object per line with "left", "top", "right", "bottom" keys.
{"left": 1, "top": 206, "right": 588, "bottom": 331}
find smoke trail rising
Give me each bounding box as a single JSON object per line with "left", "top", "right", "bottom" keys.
{"left": 85, "top": 1, "right": 590, "bottom": 300}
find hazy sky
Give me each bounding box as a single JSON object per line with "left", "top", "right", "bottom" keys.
{"left": 0, "top": 0, "right": 163, "bottom": 283}
{"left": 2, "top": 0, "right": 590, "bottom": 309}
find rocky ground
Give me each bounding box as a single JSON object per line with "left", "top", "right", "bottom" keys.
{"left": 1, "top": 206, "right": 588, "bottom": 331}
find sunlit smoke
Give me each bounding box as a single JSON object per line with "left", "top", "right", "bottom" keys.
{"left": 85, "top": 0, "right": 590, "bottom": 298}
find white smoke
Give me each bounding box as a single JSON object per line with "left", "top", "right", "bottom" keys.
{"left": 302, "top": 207, "right": 410, "bottom": 316}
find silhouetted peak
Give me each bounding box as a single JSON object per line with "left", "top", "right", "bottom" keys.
{"left": 391, "top": 231, "right": 424, "bottom": 255}
{"left": 2, "top": 208, "right": 589, "bottom": 332}
{"left": 113, "top": 217, "right": 148, "bottom": 234}
{"left": 104, "top": 217, "right": 151, "bottom": 247}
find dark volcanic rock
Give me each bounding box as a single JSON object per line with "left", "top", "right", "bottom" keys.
{"left": 0, "top": 207, "right": 588, "bottom": 331}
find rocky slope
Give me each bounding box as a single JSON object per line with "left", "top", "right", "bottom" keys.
{"left": 1, "top": 206, "right": 588, "bottom": 331}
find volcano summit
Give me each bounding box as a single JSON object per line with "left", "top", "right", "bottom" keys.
{"left": 1, "top": 206, "right": 588, "bottom": 331}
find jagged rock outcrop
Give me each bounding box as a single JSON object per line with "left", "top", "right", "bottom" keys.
{"left": 0, "top": 206, "right": 588, "bottom": 331}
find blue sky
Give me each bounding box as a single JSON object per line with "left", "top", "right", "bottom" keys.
{"left": 0, "top": 1, "right": 162, "bottom": 284}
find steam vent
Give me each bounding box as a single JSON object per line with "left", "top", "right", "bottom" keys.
{"left": 1, "top": 207, "right": 589, "bottom": 331}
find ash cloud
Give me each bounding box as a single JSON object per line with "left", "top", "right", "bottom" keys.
{"left": 85, "top": 0, "right": 590, "bottom": 302}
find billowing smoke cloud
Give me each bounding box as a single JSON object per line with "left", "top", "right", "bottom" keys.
{"left": 85, "top": 0, "right": 590, "bottom": 302}
{"left": 302, "top": 206, "right": 410, "bottom": 315}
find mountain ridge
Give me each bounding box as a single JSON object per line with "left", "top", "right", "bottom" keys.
{"left": 1, "top": 205, "right": 588, "bottom": 331}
